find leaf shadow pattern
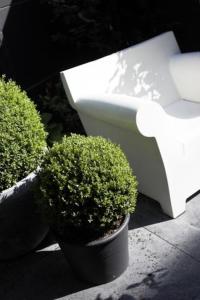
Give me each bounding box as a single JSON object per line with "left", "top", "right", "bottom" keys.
{"left": 94, "top": 268, "right": 168, "bottom": 300}
{"left": 95, "top": 294, "right": 137, "bottom": 300}
{"left": 127, "top": 268, "right": 168, "bottom": 290}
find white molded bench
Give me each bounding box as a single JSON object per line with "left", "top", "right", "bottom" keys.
{"left": 61, "top": 31, "right": 200, "bottom": 218}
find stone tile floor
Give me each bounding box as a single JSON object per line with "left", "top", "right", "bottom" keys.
{"left": 1, "top": 193, "right": 200, "bottom": 300}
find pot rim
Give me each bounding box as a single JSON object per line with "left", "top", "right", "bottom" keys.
{"left": 87, "top": 214, "right": 130, "bottom": 247}
{"left": 58, "top": 214, "right": 130, "bottom": 247}
{"left": 0, "top": 170, "right": 38, "bottom": 203}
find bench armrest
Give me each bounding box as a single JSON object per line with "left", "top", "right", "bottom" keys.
{"left": 76, "top": 93, "right": 149, "bottom": 132}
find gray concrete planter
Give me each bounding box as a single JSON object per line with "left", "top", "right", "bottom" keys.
{"left": 0, "top": 171, "right": 48, "bottom": 260}
{"left": 58, "top": 214, "right": 130, "bottom": 285}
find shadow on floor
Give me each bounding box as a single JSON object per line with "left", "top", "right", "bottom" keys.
{"left": 0, "top": 249, "right": 93, "bottom": 300}
{"left": 129, "top": 191, "right": 200, "bottom": 230}
{"left": 129, "top": 193, "right": 170, "bottom": 230}
{"left": 2, "top": 193, "right": 200, "bottom": 300}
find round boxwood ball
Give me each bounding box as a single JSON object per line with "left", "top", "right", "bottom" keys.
{"left": 0, "top": 76, "right": 47, "bottom": 191}
{"left": 38, "top": 134, "right": 137, "bottom": 240}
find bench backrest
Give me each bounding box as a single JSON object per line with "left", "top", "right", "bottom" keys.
{"left": 61, "top": 31, "right": 180, "bottom": 108}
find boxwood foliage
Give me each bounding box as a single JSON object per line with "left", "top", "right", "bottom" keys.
{"left": 38, "top": 134, "right": 137, "bottom": 241}
{"left": 0, "top": 76, "right": 47, "bottom": 192}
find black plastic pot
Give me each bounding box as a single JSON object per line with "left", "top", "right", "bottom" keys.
{"left": 0, "top": 171, "right": 49, "bottom": 260}
{"left": 58, "top": 214, "right": 130, "bottom": 285}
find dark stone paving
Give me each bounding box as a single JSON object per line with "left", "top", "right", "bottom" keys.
{"left": 1, "top": 193, "right": 200, "bottom": 300}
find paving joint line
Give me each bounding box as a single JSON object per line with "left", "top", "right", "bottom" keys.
{"left": 143, "top": 226, "right": 200, "bottom": 264}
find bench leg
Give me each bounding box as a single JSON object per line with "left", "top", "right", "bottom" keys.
{"left": 160, "top": 195, "right": 186, "bottom": 218}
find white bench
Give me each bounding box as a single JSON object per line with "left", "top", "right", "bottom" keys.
{"left": 61, "top": 31, "right": 200, "bottom": 218}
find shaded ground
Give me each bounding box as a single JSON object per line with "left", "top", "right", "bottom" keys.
{"left": 1, "top": 193, "right": 200, "bottom": 300}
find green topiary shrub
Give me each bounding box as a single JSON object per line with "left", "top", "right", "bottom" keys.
{"left": 37, "top": 134, "right": 137, "bottom": 241}
{"left": 0, "top": 76, "right": 47, "bottom": 192}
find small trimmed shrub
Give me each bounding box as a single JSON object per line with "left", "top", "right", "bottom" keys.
{"left": 0, "top": 76, "right": 47, "bottom": 192}
{"left": 37, "top": 134, "right": 137, "bottom": 241}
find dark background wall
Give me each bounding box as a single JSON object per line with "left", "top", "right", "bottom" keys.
{"left": 0, "top": 0, "right": 57, "bottom": 91}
